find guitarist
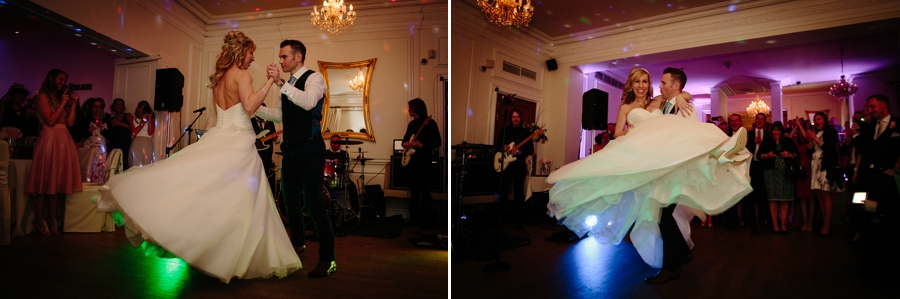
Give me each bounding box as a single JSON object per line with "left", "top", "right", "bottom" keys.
{"left": 495, "top": 108, "right": 533, "bottom": 230}
{"left": 402, "top": 98, "right": 441, "bottom": 228}
{"left": 251, "top": 103, "right": 277, "bottom": 189}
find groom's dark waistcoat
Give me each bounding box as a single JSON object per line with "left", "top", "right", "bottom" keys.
{"left": 282, "top": 69, "right": 325, "bottom": 144}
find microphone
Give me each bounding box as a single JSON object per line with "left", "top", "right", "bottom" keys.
{"left": 193, "top": 107, "right": 206, "bottom": 113}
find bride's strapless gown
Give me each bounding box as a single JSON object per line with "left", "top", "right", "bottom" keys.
{"left": 97, "top": 104, "right": 301, "bottom": 283}
{"left": 547, "top": 108, "right": 752, "bottom": 268}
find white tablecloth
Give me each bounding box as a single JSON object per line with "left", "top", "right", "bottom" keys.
{"left": 525, "top": 175, "right": 553, "bottom": 201}
{"left": 64, "top": 183, "right": 115, "bottom": 233}
{"left": 10, "top": 159, "right": 33, "bottom": 237}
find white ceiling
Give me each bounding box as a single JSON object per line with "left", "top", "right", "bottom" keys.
{"left": 467, "top": 0, "right": 900, "bottom": 100}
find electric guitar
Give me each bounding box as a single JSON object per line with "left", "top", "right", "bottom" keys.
{"left": 401, "top": 115, "right": 432, "bottom": 167}
{"left": 494, "top": 128, "right": 545, "bottom": 172}
{"left": 255, "top": 130, "right": 283, "bottom": 151}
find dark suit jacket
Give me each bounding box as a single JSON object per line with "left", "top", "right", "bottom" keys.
{"left": 858, "top": 115, "right": 900, "bottom": 170}
{"left": 756, "top": 136, "right": 798, "bottom": 170}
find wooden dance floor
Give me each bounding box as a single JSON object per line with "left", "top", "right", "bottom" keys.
{"left": 452, "top": 222, "right": 899, "bottom": 299}
{"left": 1, "top": 226, "right": 448, "bottom": 298}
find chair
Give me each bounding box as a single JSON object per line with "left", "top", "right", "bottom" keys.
{"left": 63, "top": 148, "right": 118, "bottom": 233}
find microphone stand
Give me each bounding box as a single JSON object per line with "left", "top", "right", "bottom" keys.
{"left": 166, "top": 109, "right": 203, "bottom": 157}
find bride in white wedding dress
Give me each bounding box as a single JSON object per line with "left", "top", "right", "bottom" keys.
{"left": 547, "top": 67, "right": 752, "bottom": 268}
{"left": 97, "top": 31, "right": 301, "bottom": 283}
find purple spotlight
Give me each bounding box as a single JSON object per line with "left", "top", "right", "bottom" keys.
{"left": 728, "top": 5, "right": 736, "bottom": 12}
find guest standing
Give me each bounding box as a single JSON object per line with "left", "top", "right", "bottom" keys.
{"left": 797, "top": 112, "right": 841, "bottom": 236}
{"left": 108, "top": 98, "right": 133, "bottom": 170}
{"left": 129, "top": 100, "right": 155, "bottom": 167}
{"left": 757, "top": 121, "right": 798, "bottom": 233}
{"left": 25, "top": 69, "right": 82, "bottom": 235}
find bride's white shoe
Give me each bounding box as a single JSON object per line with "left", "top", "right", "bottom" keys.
{"left": 716, "top": 127, "right": 748, "bottom": 164}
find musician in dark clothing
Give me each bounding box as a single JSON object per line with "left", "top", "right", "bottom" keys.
{"left": 495, "top": 108, "right": 534, "bottom": 229}
{"left": 251, "top": 105, "right": 277, "bottom": 190}
{"left": 402, "top": 98, "right": 441, "bottom": 227}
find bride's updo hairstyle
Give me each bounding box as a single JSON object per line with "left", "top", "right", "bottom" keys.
{"left": 208, "top": 31, "right": 256, "bottom": 88}
{"left": 621, "top": 67, "right": 653, "bottom": 105}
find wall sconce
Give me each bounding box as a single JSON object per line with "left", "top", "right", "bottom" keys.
{"left": 480, "top": 59, "right": 495, "bottom": 72}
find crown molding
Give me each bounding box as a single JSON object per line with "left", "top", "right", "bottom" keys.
{"left": 204, "top": 4, "right": 446, "bottom": 39}
{"left": 452, "top": 1, "right": 554, "bottom": 61}
{"left": 136, "top": 0, "right": 208, "bottom": 43}
{"left": 551, "top": 0, "right": 900, "bottom": 66}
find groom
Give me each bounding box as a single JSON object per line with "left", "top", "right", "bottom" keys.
{"left": 645, "top": 67, "right": 696, "bottom": 283}
{"left": 257, "top": 39, "right": 336, "bottom": 278}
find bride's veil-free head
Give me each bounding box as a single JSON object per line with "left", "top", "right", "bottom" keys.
{"left": 621, "top": 67, "right": 653, "bottom": 105}
{"left": 208, "top": 31, "right": 257, "bottom": 89}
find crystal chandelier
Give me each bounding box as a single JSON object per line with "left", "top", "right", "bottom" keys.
{"left": 348, "top": 68, "right": 365, "bottom": 93}
{"left": 746, "top": 95, "right": 770, "bottom": 116}
{"left": 311, "top": 0, "right": 356, "bottom": 35}
{"left": 477, "top": 0, "right": 534, "bottom": 28}
{"left": 828, "top": 48, "right": 858, "bottom": 101}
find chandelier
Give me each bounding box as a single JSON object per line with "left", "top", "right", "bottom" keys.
{"left": 746, "top": 95, "right": 770, "bottom": 116}
{"left": 828, "top": 48, "right": 858, "bottom": 101}
{"left": 477, "top": 0, "right": 534, "bottom": 28}
{"left": 311, "top": 0, "right": 356, "bottom": 35}
{"left": 348, "top": 68, "right": 365, "bottom": 93}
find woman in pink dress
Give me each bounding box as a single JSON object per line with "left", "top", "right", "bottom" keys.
{"left": 25, "top": 69, "right": 83, "bottom": 235}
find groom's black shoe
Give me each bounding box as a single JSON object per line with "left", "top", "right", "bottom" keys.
{"left": 308, "top": 261, "right": 337, "bottom": 278}
{"left": 645, "top": 268, "right": 681, "bottom": 283}
{"left": 295, "top": 245, "right": 306, "bottom": 255}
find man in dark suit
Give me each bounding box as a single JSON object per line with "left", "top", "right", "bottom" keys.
{"left": 855, "top": 94, "right": 900, "bottom": 219}
{"left": 745, "top": 112, "right": 770, "bottom": 235}
{"left": 645, "top": 67, "right": 694, "bottom": 283}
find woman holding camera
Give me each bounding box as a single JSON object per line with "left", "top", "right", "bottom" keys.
{"left": 129, "top": 100, "right": 155, "bottom": 167}
{"left": 757, "top": 121, "right": 798, "bottom": 233}
{"left": 25, "top": 69, "right": 82, "bottom": 235}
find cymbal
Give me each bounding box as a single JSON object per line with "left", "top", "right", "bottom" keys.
{"left": 353, "top": 157, "right": 375, "bottom": 161}
{"left": 332, "top": 140, "right": 363, "bottom": 145}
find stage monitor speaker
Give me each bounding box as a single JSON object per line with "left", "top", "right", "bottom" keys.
{"left": 581, "top": 88, "right": 608, "bottom": 130}
{"left": 390, "top": 156, "right": 445, "bottom": 192}
{"left": 154, "top": 68, "right": 184, "bottom": 112}
{"left": 363, "top": 185, "right": 386, "bottom": 219}
{"left": 546, "top": 58, "right": 558, "bottom": 71}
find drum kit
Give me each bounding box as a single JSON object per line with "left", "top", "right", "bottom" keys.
{"left": 272, "top": 138, "right": 380, "bottom": 227}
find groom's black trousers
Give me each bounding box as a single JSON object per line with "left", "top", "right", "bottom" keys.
{"left": 282, "top": 138, "right": 335, "bottom": 262}
{"left": 660, "top": 204, "right": 690, "bottom": 271}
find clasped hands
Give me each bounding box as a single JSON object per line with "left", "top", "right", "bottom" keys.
{"left": 266, "top": 63, "right": 281, "bottom": 83}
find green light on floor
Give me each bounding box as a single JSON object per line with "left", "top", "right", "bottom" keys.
{"left": 138, "top": 244, "right": 189, "bottom": 298}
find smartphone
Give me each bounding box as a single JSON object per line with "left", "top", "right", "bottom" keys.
{"left": 852, "top": 192, "right": 866, "bottom": 204}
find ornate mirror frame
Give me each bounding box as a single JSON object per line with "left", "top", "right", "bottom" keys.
{"left": 318, "top": 58, "right": 376, "bottom": 141}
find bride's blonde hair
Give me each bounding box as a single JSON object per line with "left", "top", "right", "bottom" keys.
{"left": 620, "top": 67, "right": 653, "bottom": 105}
{"left": 208, "top": 31, "right": 256, "bottom": 88}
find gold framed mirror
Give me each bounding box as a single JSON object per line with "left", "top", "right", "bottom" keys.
{"left": 319, "top": 58, "right": 376, "bottom": 141}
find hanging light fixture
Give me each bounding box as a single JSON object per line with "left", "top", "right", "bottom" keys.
{"left": 746, "top": 95, "right": 770, "bottom": 116}
{"left": 348, "top": 68, "right": 365, "bottom": 93}
{"left": 828, "top": 47, "right": 858, "bottom": 101}
{"left": 311, "top": 0, "right": 356, "bottom": 35}
{"left": 477, "top": 0, "right": 534, "bottom": 28}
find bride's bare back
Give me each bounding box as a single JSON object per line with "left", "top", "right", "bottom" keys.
{"left": 213, "top": 66, "right": 254, "bottom": 112}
